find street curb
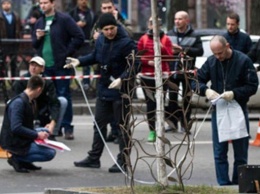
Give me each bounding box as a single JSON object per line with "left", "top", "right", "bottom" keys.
{"left": 44, "top": 188, "right": 100, "bottom": 194}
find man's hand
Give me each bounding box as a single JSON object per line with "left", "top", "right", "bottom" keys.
{"left": 93, "top": 30, "right": 100, "bottom": 40}
{"left": 108, "top": 78, "right": 122, "bottom": 89}
{"left": 44, "top": 120, "right": 56, "bottom": 135}
{"left": 172, "top": 43, "right": 183, "bottom": 53}
{"left": 205, "top": 89, "right": 220, "bottom": 100}
{"left": 221, "top": 91, "right": 234, "bottom": 101}
{"left": 37, "top": 131, "right": 49, "bottom": 140}
{"left": 63, "top": 57, "right": 80, "bottom": 69}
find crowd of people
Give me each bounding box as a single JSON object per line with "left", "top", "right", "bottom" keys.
{"left": 0, "top": 0, "right": 259, "bottom": 187}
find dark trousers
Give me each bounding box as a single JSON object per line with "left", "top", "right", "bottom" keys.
{"left": 88, "top": 97, "right": 131, "bottom": 165}
{"left": 211, "top": 110, "right": 249, "bottom": 185}
{"left": 166, "top": 76, "right": 192, "bottom": 129}
{"left": 140, "top": 77, "right": 168, "bottom": 131}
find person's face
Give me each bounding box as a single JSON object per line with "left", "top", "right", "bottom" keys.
{"left": 101, "top": 2, "right": 114, "bottom": 14}
{"left": 39, "top": 0, "right": 54, "bottom": 15}
{"left": 174, "top": 13, "right": 188, "bottom": 31}
{"left": 29, "top": 62, "right": 44, "bottom": 76}
{"left": 1, "top": 1, "right": 11, "bottom": 12}
{"left": 210, "top": 41, "right": 230, "bottom": 62}
{"left": 101, "top": 25, "right": 117, "bottom": 40}
{"left": 226, "top": 17, "right": 239, "bottom": 34}
{"left": 77, "top": 0, "right": 88, "bottom": 8}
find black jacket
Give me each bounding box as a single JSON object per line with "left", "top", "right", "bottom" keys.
{"left": 247, "top": 38, "right": 260, "bottom": 71}
{"left": 78, "top": 25, "right": 138, "bottom": 101}
{"left": 69, "top": 6, "right": 94, "bottom": 40}
{"left": 193, "top": 49, "right": 258, "bottom": 108}
{"left": 32, "top": 11, "right": 85, "bottom": 69}
{"left": 223, "top": 29, "right": 252, "bottom": 54}
{"left": 167, "top": 25, "right": 204, "bottom": 70}
{"left": 0, "top": 93, "right": 38, "bottom": 155}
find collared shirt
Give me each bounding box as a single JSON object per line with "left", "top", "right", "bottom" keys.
{"left": 3, "top": 11, "right": 13, "bottom": 24}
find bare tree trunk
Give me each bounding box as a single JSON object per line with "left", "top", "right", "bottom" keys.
{"left": 151, "top": 0, "right": 168, "bottom": 187}
{"left": 250, "top": 0, "right": 260, "bottom": 34}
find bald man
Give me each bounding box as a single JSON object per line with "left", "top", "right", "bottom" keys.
{"left": 192, "top": 35, "right": 258, "bottom": 185}
{"left": 166, "top": 11, "right": 203, "bottom": 133}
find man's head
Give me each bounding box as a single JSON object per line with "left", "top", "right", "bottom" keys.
{"left": 226, "top": 12, "right": 240, "bottom": 34}
{"left": 210, "top": 35, "right": 232, "bottom": 62}
{"left": 174, "top": 11, "right": 189, "bottom": 33}
{"left": 148, "top": 17, "right": 162, "bottom": 30}
{"left": 77, "top": 0, "right": 88, "bottom": 9}
{"left": 26, "top": 75, "right": 45, "bottom": 99}
{"left": 29, "top": 56, "right": 45, "bottom": 76}
{"left": 100, "top": 0, "right": 115, "bottom": 14}
{"left": 1, "top": 0, "right": 12, "bottom": 12}
{"left": 39, "top": 0, "right": 55, "bottom": 16}
{"left": 98, "top": 13, "right": 117, "bottom": 40}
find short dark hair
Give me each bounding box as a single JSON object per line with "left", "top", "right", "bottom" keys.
{"left": 101, "top": 0, "right": 114, "bottom": 5}
{"left": 27, "top": 75, "right": 45, "bottom": 90}
{"left": 227, "top": 12, "right": 240, "bottom": 23}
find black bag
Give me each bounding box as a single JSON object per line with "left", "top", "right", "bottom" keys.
{"left": 238, "top": 164, "right": 260, "bottom": 193}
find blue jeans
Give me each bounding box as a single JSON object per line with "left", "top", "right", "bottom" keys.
{"left": 212, "top": 110, "right": 249, "bottom": 185}
{"left": 53, "top": 96, "right": 68, "bottom": 135}
{"left": 44, "top": 67, "right": 74, "bottom": 133}
{"left": 15, "top": 142, "right": 56, "bottom": 163}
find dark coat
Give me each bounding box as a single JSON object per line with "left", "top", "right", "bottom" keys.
{"left": 32, "top": 11, "right": 85, "bottom": 69}
{"left": 223, "top": 29, "right": 252, "bottom": 54}
{"left": 78, "top": 25, "right": 138, "bottom": 101}
{"left": 0, "top": 11, "right": 22, "bottom": 38}
{"left": 247, "top": 38, "right": 260, "bottom": 71}
{"left": 167, "top": 25, "right": 204, "bottom": 70}
{"left": 0, "top": 93, "right": 38, "bottom": 155}
{"left": 69, "top": 6, "right": 94, "bottom": 40}
{"left": 193, "top": 49, "right": 258, "bottom": 108}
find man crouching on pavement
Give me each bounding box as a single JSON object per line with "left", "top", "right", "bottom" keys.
{"left": 0, "top": 75, "right": 56, "bottom": 173}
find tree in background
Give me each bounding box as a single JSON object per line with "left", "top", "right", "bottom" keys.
{"left": 250, "top": 1, "right": 260, "bottom": 35}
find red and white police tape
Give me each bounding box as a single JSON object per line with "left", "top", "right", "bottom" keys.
{"left": 0, "top": 70, "right": 196, "bottom": 81}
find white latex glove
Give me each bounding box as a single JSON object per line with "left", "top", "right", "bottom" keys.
{"left": 63, "top": 57, "right": 80, "bottom": 69}
{"left": 108, "top": 78, "right": 122, "bottom": 89}
{"left": 205, "top": 89, "right": 220, "bottom": 100}
{"left": 221, "top": 91, "right": 234, "bottom": 101}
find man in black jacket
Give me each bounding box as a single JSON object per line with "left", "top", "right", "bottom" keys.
{"left": 13, "top": 56, "right": 67, "bottom": 140}
{"left": 64, "top": 13, "right": 138, "bottom": 173}
{"left": 223, "top": 12, "right": 252, "bottom": 54}
{"left": 193, "top": 35, "right": 258, "bottom": 185}
{"left": 0, "top": 75, "right": 56, "bottom": 173}
{"left": 166, "top": 11, "right": 203, "bottom": 133}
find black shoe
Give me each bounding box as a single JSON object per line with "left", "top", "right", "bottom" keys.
{"left": 108, "top": 163, "right": 126, "bottom": 173}
{"left": 74, "top": 157, "right": 100, "bottom": 168}
{"left": 20, "top": 162, "right": 42, "bottom": 170}
{"left": 7, "top": 157, "right": 29, "bottom": 173}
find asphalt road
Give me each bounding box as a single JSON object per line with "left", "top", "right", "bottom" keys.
{"left": 0, "top": 114, "right": 260, "bottom": 194}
